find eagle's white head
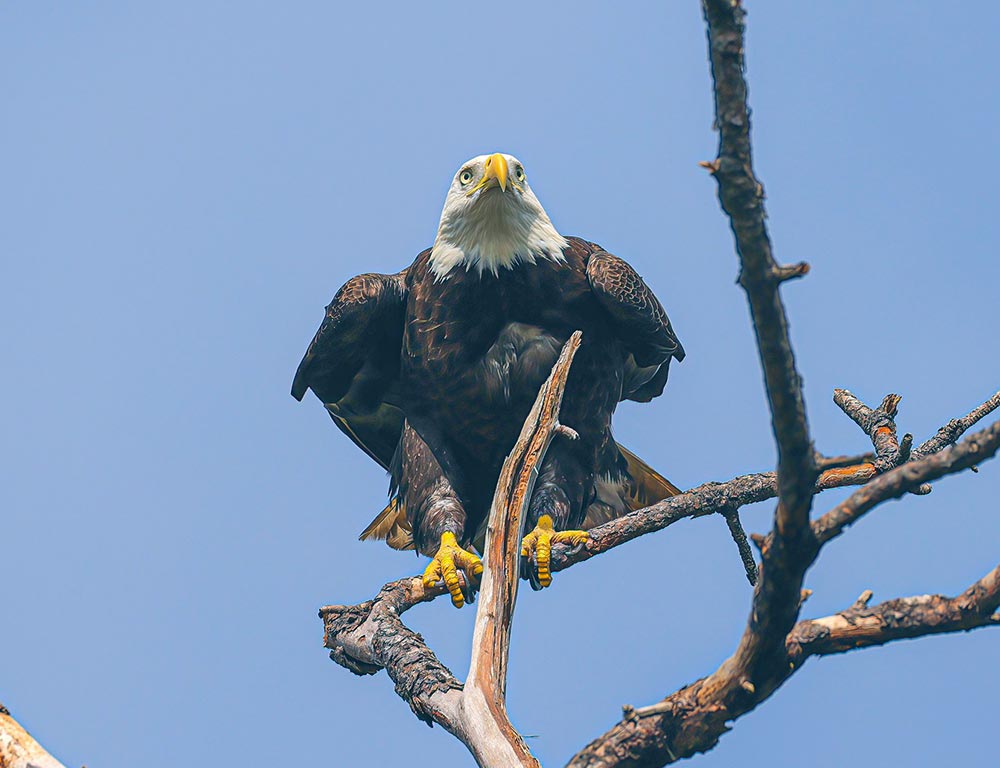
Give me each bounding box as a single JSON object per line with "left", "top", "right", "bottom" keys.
{"left": 430, "top": 153, "right": 568, "bottom": 279}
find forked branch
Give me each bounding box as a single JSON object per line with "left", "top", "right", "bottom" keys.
{"left": 317, "top": 3, "right": 999, "bottom": 767}
{"left": 567, "top": 417, "right": 1000, "bottom": 767}
{"left": 323, "top": 333, "right": 583, "bottom": 767}
{"left": 560, "top": 1, "right": 1000, "bottom": 764}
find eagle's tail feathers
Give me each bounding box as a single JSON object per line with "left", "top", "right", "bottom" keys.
{"left": 359, "top": 497, "right": 415, "bottom": 550}
{"left": 618, "top": 443, "right": 683, "bottom": 510}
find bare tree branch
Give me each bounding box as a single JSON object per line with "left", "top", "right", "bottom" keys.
{"left": 323, "top": 334, "right": 583, "bottom": 768}
{"left": 812, "top": 420, "right": 1000, "bottom": 545}
{"left": 317, "top": 358, "right": 1000, "bottom": 768}
{"left": 912, "top": 389, "right": 1000, "bottom": 460}
{"left": 814, "top": 450, "right": 876, "bottom": 471}
{"left": 721, "top": 508, "right": 758, "bottom": 585}
{"left": 0, "top": 704, "right": 67, "bottom": 768}
{"left": 566, "top": 419, "right": 1000, "bottom": 767}
{"left": 318, "top": 388, "right": 1000, "bottom": 636}
{"left": 547, "top": 387, "right": 1000, "bottom": 572}
{"left": 573, "top": 564, "right": 1000, "bottom": 767}
{"left": 560, "top": 1, "right": 1000, "bottom": 764}
{"left": 683, "top": 4, "right": 820, "bottom": 757}
{"left": 833, "top": 390, "right": 905, "bottom": 471}
{"left": 700, "top": 0, "right": 816, "bottom": 537}
{"left": 315, "top": 4, "right": 1000, "bottom": 766}
{"left": 463, "top": 330, "right": 583, "bottom": 768}
{"left": 788, "top": 565, "right": 1000, "bottom": 660}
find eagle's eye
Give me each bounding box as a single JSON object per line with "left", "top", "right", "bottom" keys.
{"left": 459, "top": 169, "right": 474, "bottom": 185}
{"left": 514, "top": 166, "right": 525, "bottom": 182}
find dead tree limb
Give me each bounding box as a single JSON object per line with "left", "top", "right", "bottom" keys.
{"left": 812, "top": 419, "right": 1000, "bottom": 546}
{"left": 548, "top": 388, "right": 999, "bottom": 574}
{"left": 912, "top": 389, "right": 1000, "bottom": 460}
{"left": 463, "top": 330, "right": 583, "bottom": 767}
{"left": 318, "top": 363, "right": 1000, "bottom": 768}
{"left": 318, "top": 3, "right": 999, "bottom": 765}
{"left": 322, "top": 333, "right": 582, "bottom": 768}
{"left": 567, "top": 418, "right": 1000, "bottom": 767}
{"left": 0, "top": 704, "right": 67, "bottom": 768}
{"left": 787, "top": 565, "right": 1000, "bottom": 659}
{"left": 560, "top": 2, "right": 1000, "bottom": 764}
{"left": 321, "top": 388, "right": 1000, "bottom": 620}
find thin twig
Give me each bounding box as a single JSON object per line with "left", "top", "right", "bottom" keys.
{"left": 561, "top": 1, "right": 999, "bottom": 764}
{"left": 912, "top": 390, "right": 1000, "bottom": 460}
{"left": 721, "top": 508, "right": 758, "bottom": 585}
{"left": 463, "top": 331, "right": 582, "bottom": 767}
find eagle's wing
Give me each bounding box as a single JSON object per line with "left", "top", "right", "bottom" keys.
{"left": 586, "top": 249, "right": 684, "bottom": 403}
{"left": 291, "top": 270, "right": 408, "bottom": 471}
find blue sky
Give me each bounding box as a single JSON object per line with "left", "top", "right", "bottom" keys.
{"left": 2, "top": 2, "right": 997, "bottom": 766}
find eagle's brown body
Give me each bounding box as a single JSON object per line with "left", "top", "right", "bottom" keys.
{"left": 293, "top": 236, "right": 684, "bottom": 557}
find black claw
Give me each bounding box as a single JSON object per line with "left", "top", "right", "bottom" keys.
{"left": 565, "top": 541, "right": 588, "bottom": 557}
{"left": 527, "top": 553, "right": 544, "bottom": 591}
{"left": 461, "top": 578, "right": 477, "bottom": 606}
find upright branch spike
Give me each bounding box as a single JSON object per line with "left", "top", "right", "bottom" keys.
{"left": 832, "top": 389, "right": 906, "bottom": 472}
{"left": 463, "top": 331, "right": 583, "bottom": 768}
{"left": 899, "top": 433, "right": 913, "bottom": 462}
{"left": 879, "top": 394, "right": 902, "bottom": 418}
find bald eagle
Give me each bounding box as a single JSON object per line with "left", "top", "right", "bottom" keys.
{"left": 293, "top": 153, "right": 684, "bottom": 607}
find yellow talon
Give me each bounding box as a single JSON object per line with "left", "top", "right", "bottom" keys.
{"left": 520, "top": 514, "right": 589, "bottom": 588}
{"left": 422, "top": 531, "right": 483, "bottom": 608}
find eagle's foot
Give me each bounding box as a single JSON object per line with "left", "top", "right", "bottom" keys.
{"left": 422, "top": 532, "right": 483, "bottom": 608}
{"left": 520, "top": 514, "right": 588, "bottom": 590}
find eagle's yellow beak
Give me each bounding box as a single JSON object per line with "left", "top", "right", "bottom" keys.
{"left": 471, "top": 153, "right": 508, "bottom": 195}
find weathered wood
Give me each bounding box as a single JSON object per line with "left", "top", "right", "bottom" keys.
{"left": 812, "top": 420, "right": 1000, "bottom": 545}
{"left": 912, "top": 389, "right": 1000, "bottom": 460}
{"left": 323, "top": 333, "right": 583, "bottom": 768}
{"left": 568, "top": 559, "right": 1000, "bottom": 768}
{"left": 0, "top": 705, "right": 67, "bottom": 768}
{"left": 560, "top": 1, "right": 1000, "bottom": 764}
{"left": 316, "top": 3, "right": 1000, "bottom": 763}
{"left": 463, "top": 330, "right": 583, "bottom": 768}
{"left": 787, "top": 565, "right": 1000, "bottom": 659}
{"left": 320, "top": 385, "right": 1000, "bottom": 768}
{"left": 694, "top": 7, "right": 824, "bottom": 766}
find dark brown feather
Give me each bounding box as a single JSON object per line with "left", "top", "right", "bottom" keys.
{"left": 293, "top": 237, "right": 684, "bottom": 556}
